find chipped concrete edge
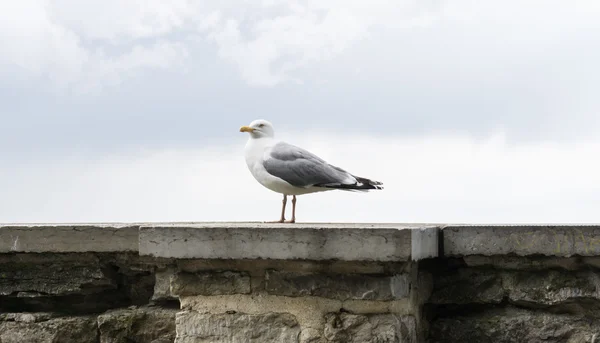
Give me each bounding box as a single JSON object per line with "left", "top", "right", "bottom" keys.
{"left": 2, "top": 223, "right": 600, "bottom": 258}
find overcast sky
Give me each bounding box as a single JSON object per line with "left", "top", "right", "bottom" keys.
{"left": 1, "top": 0, "right": 599, "bottom": 224}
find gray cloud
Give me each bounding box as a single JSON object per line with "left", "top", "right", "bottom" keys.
{"left": 1, "top": 0, "right": 599, "bottom": 160}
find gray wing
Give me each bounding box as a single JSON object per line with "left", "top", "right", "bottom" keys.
{"left": 263, "top": 142, "right": 354, "bottom": 188}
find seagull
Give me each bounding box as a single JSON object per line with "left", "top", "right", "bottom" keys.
{"left": 240, "top": 119, "right": 383, "bottom": 223}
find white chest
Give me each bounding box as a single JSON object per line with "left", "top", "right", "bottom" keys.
{"left": 243, "top": 138, "right": 307, "bottom": 195}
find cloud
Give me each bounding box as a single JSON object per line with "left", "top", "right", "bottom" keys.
{"left": 204, "top": 0, "right": 441, "bottom": 86}
{"left": 1, "top": 132, "right": 598, "bottom": 223}
{"left": 2, "top": 0, "right": 600, "bottom": 90}
{"left": 0, "top": 0, "right": 444, "bottom": 89}
{"left": 0, "top": 0, "right": 192, "bottom": 92}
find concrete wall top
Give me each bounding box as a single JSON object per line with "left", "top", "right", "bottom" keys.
{"left": 442, "top": 224, "right": 600, "bottom": 257}
{"left": 138, "top": 223, "right": 439, "bottom": 261}
{"left": 0, "top": 223, "right": 438, "bottom": 261}
{"left": 3, "top": 223, "right": 600, "bottom": 259}
{"left": 0, "top": 224, "right": 139, "bottom": 253}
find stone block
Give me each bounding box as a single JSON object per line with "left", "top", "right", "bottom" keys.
{"left": 443, "top": 225, "right": 600, "bottom": 257}
{"left": 265, "top": 270, "right": 409, "bottom": 300}
{"left": 323, "top": 313, "right": 416, "bottom": 343}
{"left": 0, "top": 257, "right": 116, "bottom": 296}
{"left": 0, "top": 224, "right": 139, "bottom": 253}
{"left": 97, "top": 307, "right": 177, "bottom": 343}
{"left": 428, "top": 269, "right": 504, "bottom": 304}
{"left": 175, "top": 311, "right": 300, "bottom": 343}
{"left": 171, "top": 271, "right": 251, "bottom": 296}
{"left": 504, "top": 270, "right": 600, "bottom": 306}
{"left": 0, "top": 316, "right": 98, "bottom": 343}
{"left": 462, "top": 255, "right": 581, "bottom": 270}
{"left": 429, "top": 268, "right": 600, "bottom": 307}
{"left": 139, "top": 223, "right": 439, "bottom": 261}
{"left": 430, "top": 308, "right": 600, "bottom": 343}
{"left": 152, "top": 267, "right": 177, "bottom": 302}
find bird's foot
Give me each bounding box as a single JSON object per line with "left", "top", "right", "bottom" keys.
{"left": 263, "top": 219, "right": 295, "bottom": 224}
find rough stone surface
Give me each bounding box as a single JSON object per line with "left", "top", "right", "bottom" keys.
{"left": 6, "top": 223, "right": 600, "bottom": 343}
{"left": 429, "top": 267, "right": 600, "bottom": 308}
{"left": 462, "top": 255, "right": 581, "bottom": 270}
{"left": 152, "top": 267, "right": 177, "bottom": 302}
{"left": 0, "top": 316, "right": 98, "bottom": 343}
{"left": 139, "top": 223, "right": 439, "bottom": 261}
{"left": 430, "top": 308, "right": 600, "bottom": 343}
{"left": 0, "top": 313, "right": 55, "bottom": 323}
{"left": 265, "top": 271, "right": 409, "bottom": 300}
{"left": 0, "top": 257, "right": 115, "bottom": 296}
{"left": 171, "top": 271, "right": 251, "bottom": 296}
{"left": 97, "top": 307, "right": 177, "bottom": 343}
{"left": 323, "top": 313, "right": 416, "bottom": 343}
{"left": 0, "top": 224, "right": 139, "bottom": 253}
{"left": 0, "top": 253, "right": 156, "bottom": 314}
{"left": 175, "top": 311, "right": 301, "bottom": 343}
{"left": 429, "top": 268, "right": 504, "bottom": 304}
{"left": 443, "top": 225, "right": 600, "bottom": 257}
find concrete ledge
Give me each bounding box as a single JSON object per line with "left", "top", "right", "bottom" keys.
{"left": 443, "top": 225, "right": 600, "bottom": 257}
{"left": 138, "top": 223, "right": 439, "bottom": 261}
{"left": 0, "top": 224, "right": 139, "bottom": 253}
{"left": 4, "top": 223, "right": 600, "bottom": 259}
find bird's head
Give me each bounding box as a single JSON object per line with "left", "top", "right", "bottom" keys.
{"left": 239, "top": 119, "right": 275, "bottom": 139}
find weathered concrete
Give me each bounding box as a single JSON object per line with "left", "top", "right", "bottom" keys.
{"left": 180, "top": 294, "right": 413, "bottom": 334}
{"left": 139, "top": 223, "right": 439, "bottom": 261}
{"left": 443, "top": 224, "right": 600, "bottom": 257}
{"left": 97, "top": 307, "right": 178, "bottom": 343}
{"left": 171, "top": 271, "right": 251, "bottom": 296}
{"left": 3, "top": 222, "right": 600, "bottom": 342}
{"left": 264, "top": 271, "right": 410, "bottom": 300}
{"left": 175, "top": 312, "right": 301, "bottom": 343}
{"left": 323, "top": 313, "right": 417, "bottom": 343}
{"left": 0, "top": 224, "right": 139, "bottom": 253}
{"left": 430, "top": 308, "right": 600, "bottom": 343}
{"left": 0, "top": 316, "right": 98, "bottom": 343}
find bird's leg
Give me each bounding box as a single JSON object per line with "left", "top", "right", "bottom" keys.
{"left": 285, "top": 195, "right": 297, "bottom": 223}
{"left": 266, "top": 194, "right": 287, "bottom": 223}
{"left": 279, "top": 194, "right": 287, "bottom": 223}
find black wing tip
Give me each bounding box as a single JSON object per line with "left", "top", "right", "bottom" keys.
{"left": 316, "top": 176, "right": 384, "bottom": 191}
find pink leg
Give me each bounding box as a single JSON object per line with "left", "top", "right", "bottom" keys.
{"left": 285, "top": 195, "right": 296, "bottom": 223}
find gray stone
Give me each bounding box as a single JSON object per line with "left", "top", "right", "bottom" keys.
{"left": 264, "top": 270, "right": 409, "bottom": 300}
{"left": 323, "top": 313, "right": 416, "bottom": 343}
{"left": 171, "top": 271, "right": 251, "bottom": 296}
{"left": 428, "top": 269, "right": 504, "bottom": 304}
{"left": 152, "top": 267, "right": 177, "bottom": 302}
{"left": 0, "top": 313, "right": 54, "bottom": 323}
{"left": 0, "top": 257, "right": 115, "bottom": 296}
{"left": 0, "top": 224, "right": 139, "bottom": 253}
{"left": 139, "top": 223, "right": 439, "bottom": 261}
{"left": 429, "top": 268, "right": 600, "bottom": 307}
{"left": 411, "top": 226, "right": 439, "bottom": 261}
{"left": 300, "top": 328, "right": 326, "bottom": 343}
{"left": 504, "top": 270, "right": 600, "bottom": 306}
{"left": 97, "top": 307, "right": 177, "bottom": 343}
{"left": 0, "top": 316, "right": 98, "bottom": 343}
{"left": 462, "top": 255, "right": 581, "bottom": 270}
{"left": 430, "top": 308, "right": 600, "bottom": 343}
{"left": 175, "top": 312, "right": 300, "bottom": 343}
{"left": 443, "top": 225, "right": 600, "bottom": 257}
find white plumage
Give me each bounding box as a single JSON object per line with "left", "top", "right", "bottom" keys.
{"left": 240, "top": 119, "right": 383, "bottom": 223}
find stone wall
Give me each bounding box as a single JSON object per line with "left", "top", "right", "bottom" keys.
{"left": 426, "top": 225, "right": 600, "bottom": 343}
{"left": 1, "top": 223, "right": 599, "bottom": 342}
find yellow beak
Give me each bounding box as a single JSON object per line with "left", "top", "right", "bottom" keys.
{"left": 239, "top": 126, "right": 254, "bottom": 133}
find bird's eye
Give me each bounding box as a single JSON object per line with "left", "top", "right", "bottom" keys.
{"left": 258, "top": 124, "right": 265, "bottom": 128}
